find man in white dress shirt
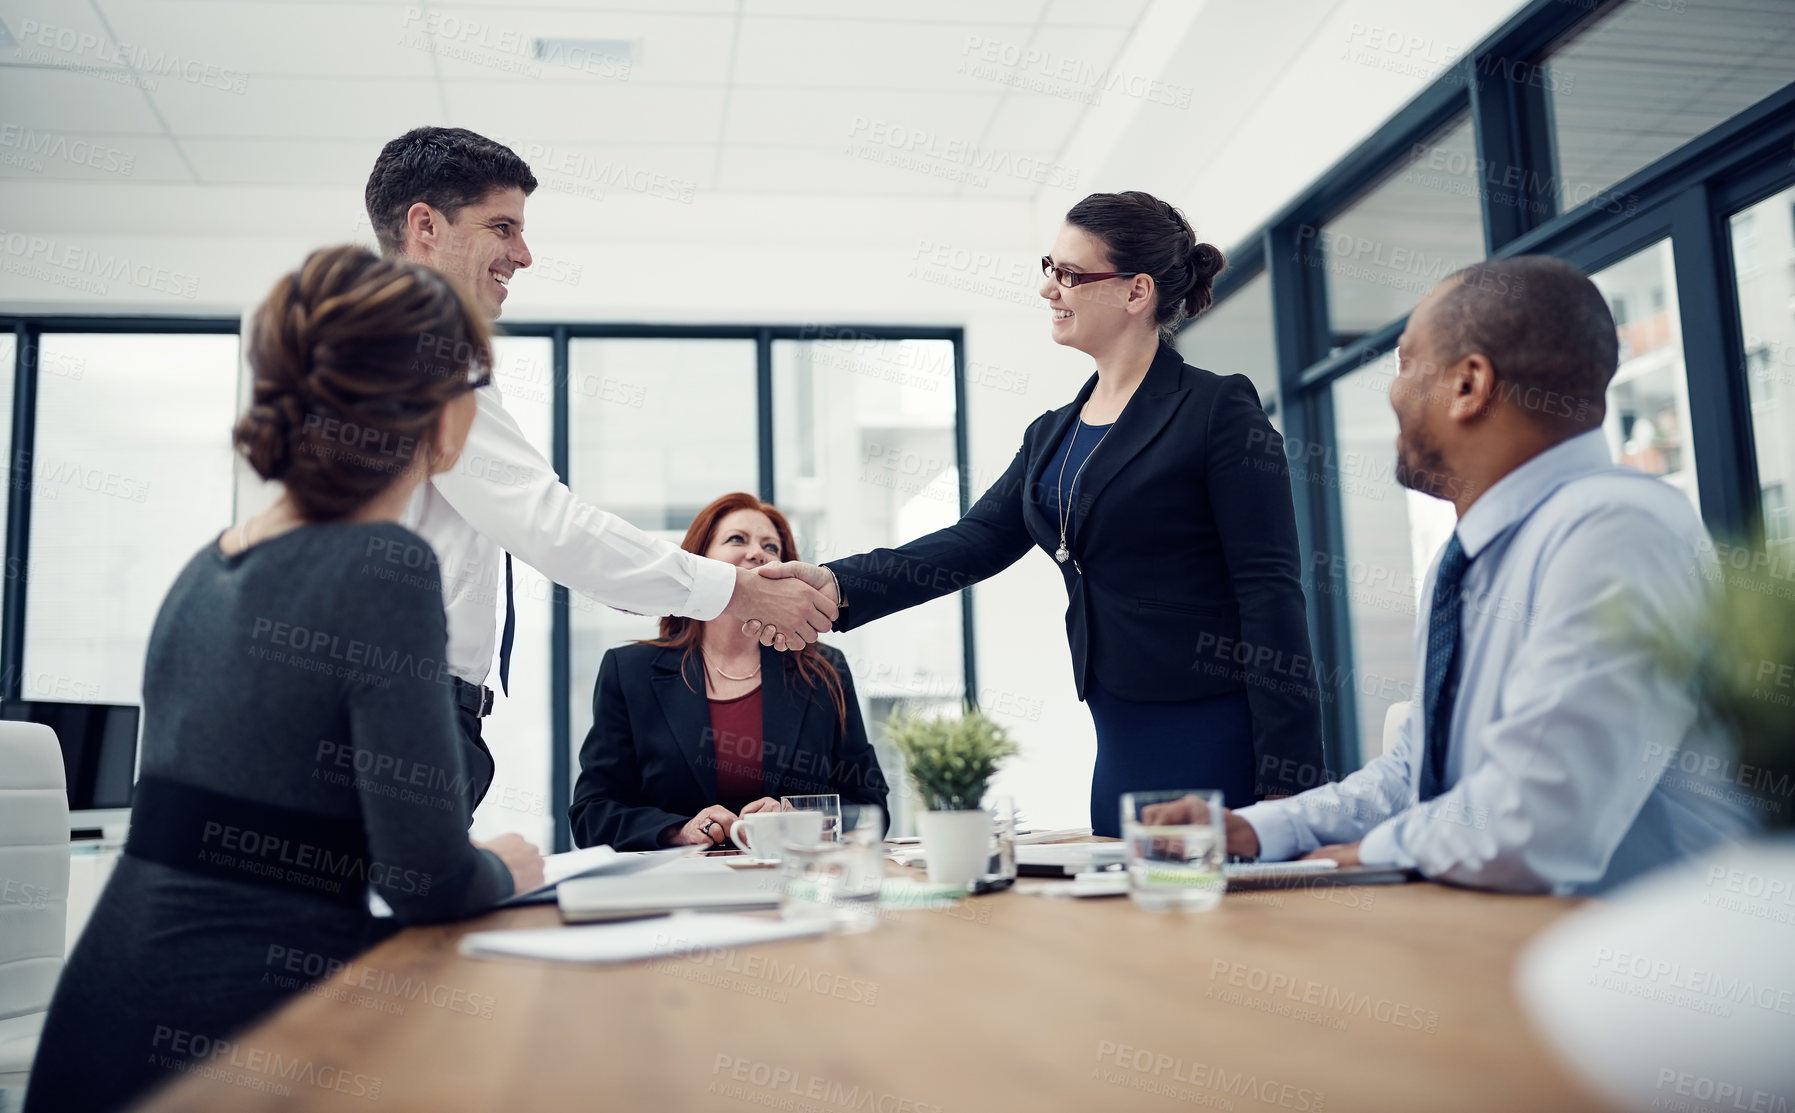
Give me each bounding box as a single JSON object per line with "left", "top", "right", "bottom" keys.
{"left": 1146, "top": 255, "right": 1754, "bottom": 894}
{"left": 362, "top": 127, "right": 835, "bottom": 811}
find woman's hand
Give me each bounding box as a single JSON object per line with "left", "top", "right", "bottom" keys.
{"left": 738, "top": 797, "right": 782, "bottom": 815}
{"left": 668, "top": 804, "right": 741, "bottom": 847}
{"left": 475, "top": 833, "right": 545, "bottom": 895}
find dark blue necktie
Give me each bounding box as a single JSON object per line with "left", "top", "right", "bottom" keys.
{"left": 1419, "top": 534, "right": 1470, "bottom": 802}
{"left": 498, "top": 552, "right": 515, "bottom": 697}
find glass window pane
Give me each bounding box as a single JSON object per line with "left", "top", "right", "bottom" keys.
{"left": 1731, "top": 183, "right": 1795, "bottom": 563}
{"left": 1322, "top": 353, "right": 1457, "bottom": 767}
{"left": 1545, "top": 0, "right": 1795, "bottom": 215}
{"left": 26, "top": 334, "right": 239, "bottom": 704}
{"left": 1589, "top": 240, "right": 1699, "bottom": 509}
{"left": 772, "top": 336, "right": 963, "bottom": 837}
{"left": 1312, "top": 114, "right": 1486, "bottom": 345}
{"left": 470, "top": 336, "right": 555, "bottom": 849}
{"left": 565, "top": 338, "right": 759, "bottom": 809}
{"left": 1176, "top": 271, "right": 1280, "bottom": 429}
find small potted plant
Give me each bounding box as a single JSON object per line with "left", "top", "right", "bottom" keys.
{"left": 1663, "top": 552, "right": 1795, "bottom": 828}
{"left": 886, "top": 705, "right": 1019, "bottom": 885}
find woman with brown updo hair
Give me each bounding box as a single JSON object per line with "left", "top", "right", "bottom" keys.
{"left": 24, "top": 245, "right": 543, "bottom": 1113}
{"left": 568, "top": 492, "right": 887, "bottom": 851}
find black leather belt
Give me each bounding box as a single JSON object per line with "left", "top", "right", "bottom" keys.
{"left": 124, "top": 775, "right": 370, "bottom": 907}
{"left": 451, "top": 676, "right": 494, "bottom": 718}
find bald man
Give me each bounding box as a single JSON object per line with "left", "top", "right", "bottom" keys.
{"left": 1147, "top": 256, "right": 1754, "bottom": 894}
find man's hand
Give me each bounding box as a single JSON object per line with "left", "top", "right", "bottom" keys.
{"left": 723, "top": 563, "right": 837, "bottom": 652}
{"left": 1301, "top": 842, "right": 1362, "bottom": 866}
{"left": 758, "top": 560, "right": 838, "bottom": 599}
{"left": 1139, "top": 793, "right": 1262, "bottom": 859}
{"left": 666, "top": 805, "right": 741, "bottom": 847}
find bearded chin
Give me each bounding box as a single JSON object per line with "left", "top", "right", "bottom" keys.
{"left": 1394, "top": 436, "right": 1451, "bottom": 497}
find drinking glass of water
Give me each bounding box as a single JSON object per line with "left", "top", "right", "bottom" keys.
{"left": 1120, "top": 790, "right": 1226, "bottom": 912}
{"left": 781, "top": 793, "right": 843, "bottom": 843}
{"left": 780, "top": 804, "right": 884, "bottom": 933}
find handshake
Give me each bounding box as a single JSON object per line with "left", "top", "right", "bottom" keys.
{"left": 723, "top": 560, "right": 841, "bottom": 652}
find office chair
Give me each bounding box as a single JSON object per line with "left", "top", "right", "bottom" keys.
{"left": 0, "top": 722, "right": 70, "bottom": 1108}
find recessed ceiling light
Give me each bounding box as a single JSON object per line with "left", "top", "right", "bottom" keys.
{"left": 532, "top": 38, "right": 637, "bottom": 71}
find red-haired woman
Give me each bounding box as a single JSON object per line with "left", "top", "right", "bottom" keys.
{"left": 569, "top": 493, "right": 888, "bottom": 850}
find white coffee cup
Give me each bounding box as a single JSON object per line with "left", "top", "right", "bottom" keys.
{"left": 730, "top": 810, "right": 824, "bottom": 859}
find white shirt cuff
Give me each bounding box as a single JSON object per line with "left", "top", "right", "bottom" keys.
{"left": 1357, "top": 818, "right": 1415, "bottom": 870}
{"left": 1236, "top": 802, "right": 1302, "bottom": 862}
{"left": 684, "top": 556, "right": 738, "bottom": 622}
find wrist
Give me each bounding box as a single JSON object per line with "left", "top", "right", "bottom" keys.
{"left": 823, "top": 564, "right": 844, "bottom": 608}
{"left": 723, "top": 566, "right": 755, "bottom": 618}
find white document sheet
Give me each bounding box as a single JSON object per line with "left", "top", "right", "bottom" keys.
{"left": 459, "top": 913, "right": 828, "bottom": 964}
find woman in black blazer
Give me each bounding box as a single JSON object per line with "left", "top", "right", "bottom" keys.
{"left": 758, "top": 192, "right": 1323, "bottom": 837}
{"left": 570, "top": 493, "right": 888, "bottom": 850}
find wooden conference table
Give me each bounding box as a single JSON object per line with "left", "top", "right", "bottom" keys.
{"left": 138, "top": 849, "right": 1595, "bottom": 1113}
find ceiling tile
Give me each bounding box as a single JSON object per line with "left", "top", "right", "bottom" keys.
{"left": 963, "top": 23, "right": 1134, "bottom": 104}
{"left": 977, "top": 90, "right": 1089, "bottom": 154}
{"left": 1043, "top": 0, "right": 1149, "bottom": 28}
{"left": 0, "top": 4, "right": 123, "bottom": 64}
{"left": 0, "top": 66, "right": 164, "bottom": 133}
{"left": 717, "top": 145, "right": 959, "bottom": 196}
{"left": 732, "top": 17, "right": 1040, "bottom": 90}
{"left": 95, "top": 0, "right": 434, "bottom": 78}
{"left": 181, "top": 137, "right": 389, "bottom": 186}
{"left": 725, "top": 87, "right": 998, "bottom": 147}
{"left": 421, "top": 5, "right": 738, "bottom": 84}
{"left": 148, "top": 74, "right": 442, "bottom": 138}
{"left": 443, "top": 80, "right": 728, "bottom": 145}
{"left": 742, "top": 1, "right": 1046, "bottom": 23}
{"left": 487, "top": 140, "right": 716, "bottom": 200}
{"left": 460, "top": 0, "right": 738, "bottom": 11}
{"left": 0, "top": 131, "right": 191, "bottom": 182}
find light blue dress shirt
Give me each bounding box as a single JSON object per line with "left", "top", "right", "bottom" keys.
{"left": 1238, "top": 429, "right": 1757, "bottom": 894}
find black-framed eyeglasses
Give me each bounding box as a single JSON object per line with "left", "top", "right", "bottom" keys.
{"left": 1042, "top": 256, "right": 1139, "bottom": 288}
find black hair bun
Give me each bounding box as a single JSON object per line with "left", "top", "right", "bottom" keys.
{"left": 1180, "top": 241, "right": 1226, "bottom": 318}
{"left": 1189, "top": 241, "right": 1225, "bottom": 281}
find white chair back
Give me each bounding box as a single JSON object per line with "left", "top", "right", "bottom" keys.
{"left": 0, "top": 722, "right": 70, "bottom": 1091}
{"left": 1381, "top": 700, "right": 1414, "bottom": 758}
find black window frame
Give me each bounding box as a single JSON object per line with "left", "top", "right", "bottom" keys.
{"left": 1189, "top": 0, "right": 1795, "bottom": 772}
{"left": 0, "top": 317, "right": 969, "bottom": 851}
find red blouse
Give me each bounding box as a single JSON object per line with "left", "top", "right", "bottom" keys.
{"left": 708, "top": 687, "right": 764, "bottom": 810}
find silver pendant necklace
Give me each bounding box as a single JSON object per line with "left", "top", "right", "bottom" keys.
{"left": 1055, "top": 417, "right": 1111, "bottom": 563}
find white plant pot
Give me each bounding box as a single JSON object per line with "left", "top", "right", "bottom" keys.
{"left": 917, "top": 809, "right": 990, "bottom": 886}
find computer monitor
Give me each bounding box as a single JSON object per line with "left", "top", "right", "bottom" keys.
{"left": 0, "top": 699, "right": 139, "bottom": 837}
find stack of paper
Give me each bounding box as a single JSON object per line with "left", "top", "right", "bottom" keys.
{"left": 459, "top": 913, "right": 828, "bottom": 964}
{"left": 1012, "top": 827, "right": 1094, "bottom": 845}
{"left": 1015, "top": 843, "right": 1127, "bottom": 875}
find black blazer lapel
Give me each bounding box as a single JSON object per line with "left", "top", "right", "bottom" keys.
{"left": 649, "top": 647, "right": 718, "bottom": 800}
{"left": 759, "top": 645, "right": 812, "bottom": 798}
{"left": 1068, "top": 344, "right": 1189, "bottom": 546}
